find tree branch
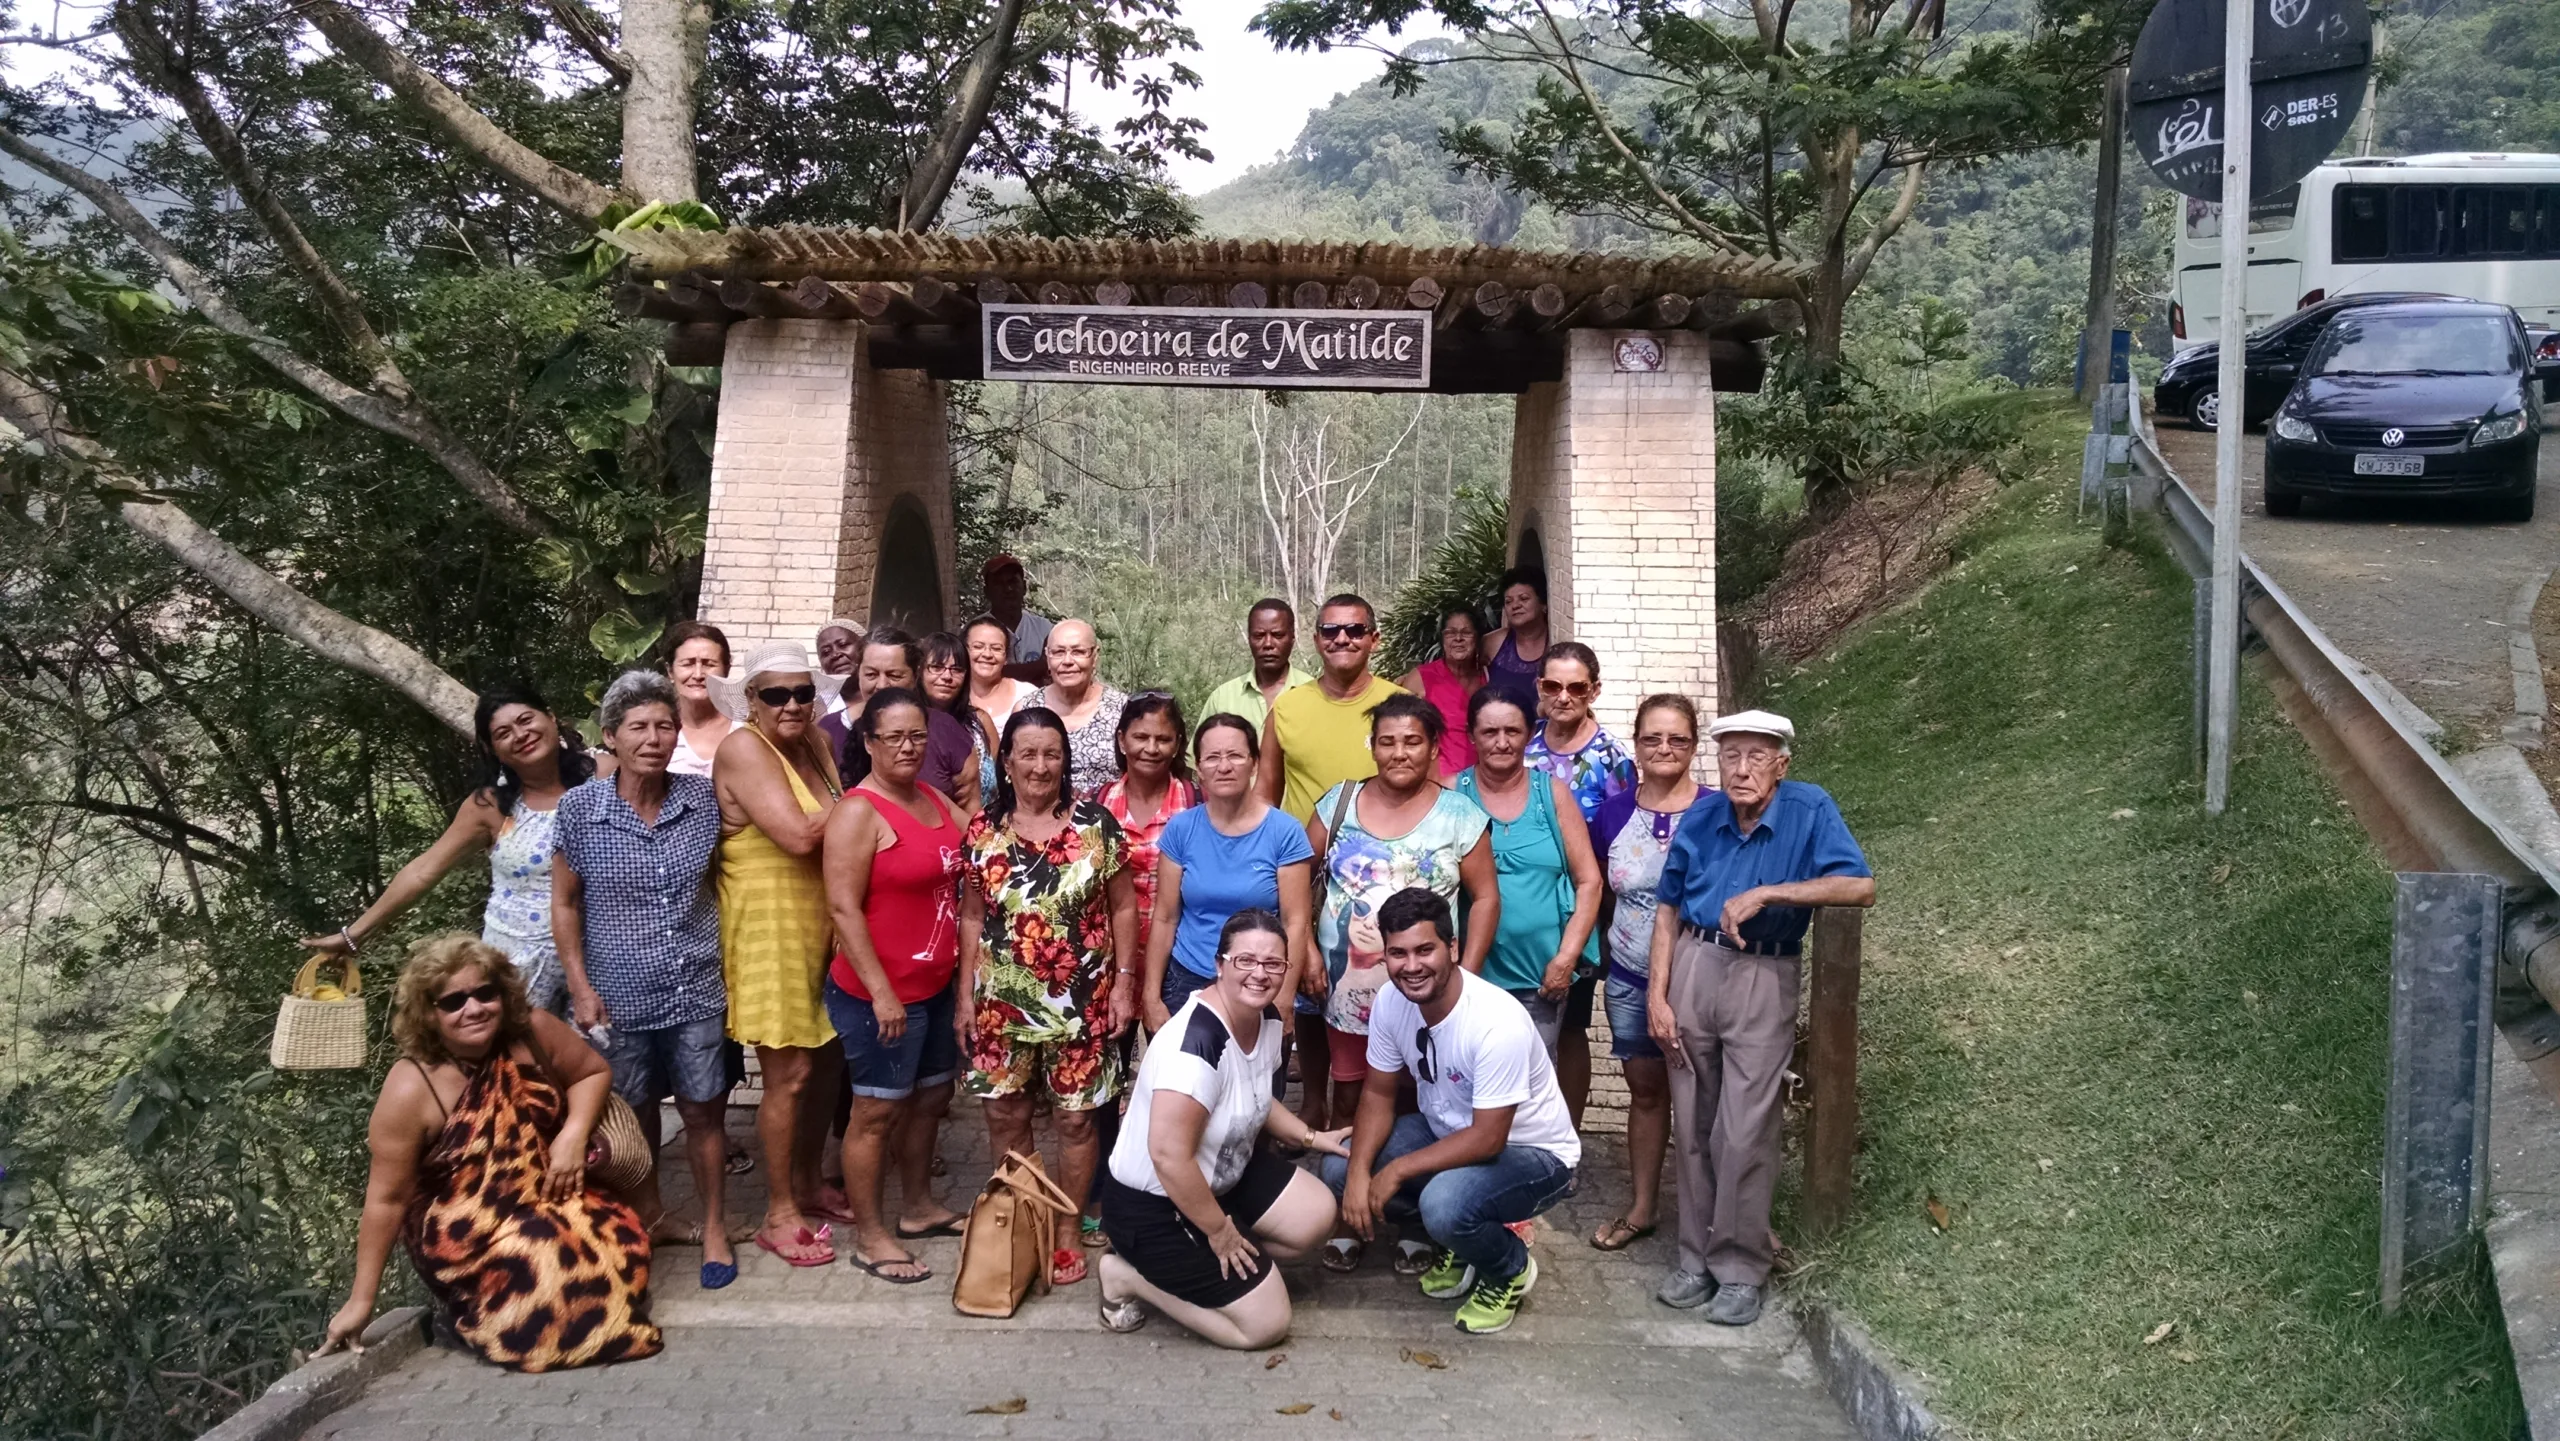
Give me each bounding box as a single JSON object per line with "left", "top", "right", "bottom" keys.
{"left": 1843, "top": 159, "right": 1926, "bottom": 293}
{"left": 618, "top": 0, "right": 707, "bottom": 202}
{"left": 1529, "top": 0, "right": 1749, "bottom": 254}
{"left": 0, "top": 126, "right": 551, "bottom": 536}
{"left": 537, "top": 0, "right": 631, "bottom": 85}
{"left": 899, "top": 0, "right": 1028, "bottom": 231}
{"left": 301, "top": 0, "right": 622, "bottom": 224}
{"left": 115, "top": 1, "right": 403, "bottom": 394}
{"left": 0, "top": 369, "right": 480, "bottom": 735}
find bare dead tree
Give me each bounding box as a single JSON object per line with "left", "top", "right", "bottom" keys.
{"left": 1249, "top": 395, "right": 1426, "bottom": 616}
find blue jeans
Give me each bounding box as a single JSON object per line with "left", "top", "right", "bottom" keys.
{"left": 1320, "top": 1112, "right": 1576, "bottom": 1285}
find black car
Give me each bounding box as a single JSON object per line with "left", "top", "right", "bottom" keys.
{"left": 2263, "top": 300, "right": 2542, "bottom": 520}
{"left": 2155, "top": 291, "right": 2457, "bottom": 431}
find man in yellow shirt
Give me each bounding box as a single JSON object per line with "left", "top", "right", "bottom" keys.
{"left": 1199, "top": 598, "right": 1312, "bottom": 732}
{"left": 1258, "top": 594, "right": 1404, "bottom": 820}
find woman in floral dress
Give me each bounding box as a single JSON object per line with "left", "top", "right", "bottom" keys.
{"left": 957, "top": 706, "right": 1138, "bottom": 1286}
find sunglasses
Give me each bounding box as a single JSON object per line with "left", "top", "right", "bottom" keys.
{"left": 1415, "top": 1023, "right": 1438, "bottom": 1084}
{"left": 1317, "top": 622, "right": 1374, "bottom": 641}
{"left": 756, "top": 684, "right": 819, "bottom": 707}
{"left": 1223, "top": 955, "right": 1289, "bottom": 976}
{"left": 434, "top": 982, "right": 502, "bottom": 1014}
{"left": 1537, "top": 679, "right": 1595, "bottom": 700}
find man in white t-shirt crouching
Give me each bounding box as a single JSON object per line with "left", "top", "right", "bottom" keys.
{"left": 1321, "top": 887, "right": 1581, "bottom": 1335}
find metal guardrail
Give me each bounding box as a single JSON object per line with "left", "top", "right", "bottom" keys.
{"left": 2128, "top": 425, "right": 2560, "bottom": 1024}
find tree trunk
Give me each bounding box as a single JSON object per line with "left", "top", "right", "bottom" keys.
{"left": 1799, "top": 134, "right": 1858, "bottom": 518}
{"left": 620, "top": 0, "right": 709, "bottom": 203}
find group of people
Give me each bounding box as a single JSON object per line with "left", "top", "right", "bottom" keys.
{"left": 317, "top": 554, "right": 1874, "bottom": 1370}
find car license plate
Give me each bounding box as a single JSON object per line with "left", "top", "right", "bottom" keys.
{"left": 2354, "top": 453, "right": 2425, "bottom": 477}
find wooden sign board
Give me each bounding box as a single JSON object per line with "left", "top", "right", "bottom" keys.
{"left": 983, "top": 304, "right": 1430, "bottom": 389}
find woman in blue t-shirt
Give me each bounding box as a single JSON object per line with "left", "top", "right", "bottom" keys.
{"left": 1141, "top": 713, "right": 1317, "bottom": 1033}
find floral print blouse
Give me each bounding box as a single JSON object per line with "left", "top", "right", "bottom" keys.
{"left": 963, "top": 798, "right": 1129, "bottom": 1053}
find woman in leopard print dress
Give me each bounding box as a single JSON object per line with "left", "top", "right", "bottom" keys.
{"left": 322, "top": 935, "right": 662, "bottom": 1370}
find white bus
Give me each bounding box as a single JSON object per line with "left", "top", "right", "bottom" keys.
{"left": 2171, "top": 152, "right": 2560, "bottom": 350}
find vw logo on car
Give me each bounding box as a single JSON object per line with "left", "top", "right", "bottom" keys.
{"left": 2381, "top": 427, "right": 2405, "bottom": 447}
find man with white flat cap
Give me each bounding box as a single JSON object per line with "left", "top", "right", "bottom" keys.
{"left": 1644, "top": 708, "right": 1873, "bottom": 1326}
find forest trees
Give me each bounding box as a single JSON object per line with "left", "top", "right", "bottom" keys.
{"left": 1252, "top": 0, "right": 2140, "bottom": 507}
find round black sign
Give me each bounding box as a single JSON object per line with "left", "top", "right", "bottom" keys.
{"left": 2129, "top": 0, "right": 2370, "bottom": 203}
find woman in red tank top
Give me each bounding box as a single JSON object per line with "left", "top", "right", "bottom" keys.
{"left": 820, "top": 688, "right": 969, "bottom": 1283}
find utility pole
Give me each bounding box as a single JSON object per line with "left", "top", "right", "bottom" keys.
{"left": 2356, "top": 21, "right": 2386, "bottom": 156}
{"left": 2204, "top": 0, "right": 2253, "bottom": 816}
{"left": 2077, "top": 64, "right": 2129, "bottom": 407}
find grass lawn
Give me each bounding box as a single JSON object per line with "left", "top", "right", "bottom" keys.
{"left": 1772, "top": 473, "right": 2522, "bottom": 1438}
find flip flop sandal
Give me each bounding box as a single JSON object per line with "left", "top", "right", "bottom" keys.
{"left": 805, "top": 1192, "right": 859, "bottom": 1227}
{"left": 1590, "top": 1218, "right": 1657, "bottom": 1252}
{"left": 1080, "top": 1213, "right": 1108, "bottom": 1249}
{"left": 850, "top": 1254, "right": 933, "bottom": 1285}
{"left": 1321, "top": 1237, "right": 1363, "bottom": 1273}
{"left": 1392, "top": 1240, "right": 1435, "bottom": 1275}
{"left": 699, "top": 1259, "right": 737, "bottom": 1290}
{"left": 896, "top": 1218, "right": 966, "bottom": 1240}
{"left": 753, "top": 1226, "right": 836, "bottom": 1268}
{"left": 725, "top": 1144, "right": 754, "bottom": 1176}
{"left": 1050, "top": 1248, "right": 1088, "bottom": 1286}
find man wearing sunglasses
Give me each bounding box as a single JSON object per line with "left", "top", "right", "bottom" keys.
{"left": 1644, "top": 709, "right": 1873, "bottom": 1326}
{"left": 1257, "top": 594, "right": 1403, "bottom": 822}
{"left": 1321, "top": 887, "right": 1578, "bottom": 1335}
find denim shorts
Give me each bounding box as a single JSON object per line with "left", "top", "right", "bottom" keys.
{"left": 602, "top": 1013, "right": 730, "bottom": 1106}
{"left": 1505, "top": 989, "right": 1566, "bottom": 1058}
{"left": 1160, "top": 962, "right": 1215, "bottom": 1016}
{"left": 1604, "top": 973, "right": 1662, "bottom": 1062}
{"left": 824, "top": 976, "right": 960, "bottom": 1101}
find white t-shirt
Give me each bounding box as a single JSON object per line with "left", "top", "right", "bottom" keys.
{"left": 1108, "top": 994, "right": 1286, "bottom": 1196}
{"left": 1366, "top": 970, "right": 1581, "bottom": 1169}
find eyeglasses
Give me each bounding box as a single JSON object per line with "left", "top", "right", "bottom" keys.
{"left": 871, "top": 730, "right": 929, "bottom": 750}
{"left": 434, "top": 982, "right": 502, "bottom": 1014}
{"left": 756, "top": 684, "right": 818, "bottom": 707}
{"left": 1317, "top": 622, "right": 1373, "bottom": 641}
{"left": 1414, "top": 1023, "right": 1438, "bottom": 1084}
{"left": 924, "top": 659, "right": 964, "bottom": 672}
{"left": 1223, "top": 955, "right": 1289, "bottom": 976}
{"left": 1537, "top": 679, "right": 1595, "bottom": 700}
{"left": 1636, "top": 732, "right": 1697, "bottom": 750}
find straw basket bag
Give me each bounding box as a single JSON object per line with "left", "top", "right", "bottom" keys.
{"left": 583, "top": 1092, "right": 653, "bottom": 1194}
{"left": 271, "top": 953, "right": 367, "bottom": 1070}
{"left": 953, "top": 1150, "right": 1078, "bottom": 1318}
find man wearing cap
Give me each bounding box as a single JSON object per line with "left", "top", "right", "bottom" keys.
{"left": 981, "top": 554, "right": 1053, "bottom": 685}
{"left": 1645, "top": 709, "right": 1873, "bottom": 1326}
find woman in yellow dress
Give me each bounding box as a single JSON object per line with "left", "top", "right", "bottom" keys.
{"left": 711, "top": 641, "right": 845, "bottom": 1266}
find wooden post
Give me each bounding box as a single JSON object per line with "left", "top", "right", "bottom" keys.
{"left": 1802, "top": 906, "right": 1863, "bottom": 1240}
{"left": 2075, "top": 64, "right": 2127, "bottom": 406}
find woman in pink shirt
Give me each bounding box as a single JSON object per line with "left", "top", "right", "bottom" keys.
{"left": 1398, "top": 603, "right": 1487, "bottom": 779}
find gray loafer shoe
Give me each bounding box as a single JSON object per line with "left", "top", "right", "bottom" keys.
{"left": 1655, "top": 1269, "right": 1715, "bottom": 1309}
{"left": 1705, "top": 1282, "right": 1762, "bottom": 1326}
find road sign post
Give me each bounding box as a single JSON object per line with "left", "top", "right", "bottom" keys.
{"left": 2128, "top": 0, "right": 2369, "bottom": 816}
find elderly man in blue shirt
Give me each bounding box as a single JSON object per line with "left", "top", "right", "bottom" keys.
{"left": 1643, "top": 709, "right": 1873, "bottom": 1325}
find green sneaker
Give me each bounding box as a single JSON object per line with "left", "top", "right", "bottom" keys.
{"left": 1453, "top": 1255, "right": 1538, "bottom": 1335}
{"left": 1417, "top": 1250, "right": 1476, "bottom": 1300}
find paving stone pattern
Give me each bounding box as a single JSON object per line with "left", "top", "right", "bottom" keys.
{"left": 309, "top": 1047, "right": 1848, "bottom": 1441}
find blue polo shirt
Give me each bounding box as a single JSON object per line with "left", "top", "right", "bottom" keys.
{"left": 1658, "top": 780, "right": 1869, "bottom": 950}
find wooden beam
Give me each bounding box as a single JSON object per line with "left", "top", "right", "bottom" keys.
{"left": 615, "top": 281, "right": 727, "bottom": 324}
{"left": 1093, "top": 279, "right": 1135, "bottom": 307}
{"left": 1713, "top": 299, "right": 1802, "bottom": 342}
{"left": 1291, "top": 280, "right": 1330, "bottom": 309}
{"left": 665, "top": 322, "right": 729, "bottom": 366}
{"left": 1225, "top": 281, "right": 1268, "bottom": 309}
{"left": 1801, "top": 907, "right": 1863, "bottom": 1241}
{"left": 1338, "top": 275, "right": 1381, "bottom": 310}
{"left": 1404, "top": 276, "right": 1444, "bottom": 311}
{"left": 1551, "top": 282, "right": 1633, "bottom": 330}
{"left": 790, "top": 274, "right": 858, "bottom": 319}
{"left": 1037, "top": 280, "right": 1083, "bottom": 307}
{"left": 1643, "top": 292, "right": 1693, "bottom": 329}
{"left": 718, "top": 277, "right": 817, "bottom": 319}
{"left": 976, "top": 274, "right": 1026, "bottom": 306}
{"left": 1471, "top": 280, "right": 1516, "bottom": 327}
{"left": 1162, "top": 283, "right": 1203, "bottom": 308}
{"left": 1512, "top": 282, "right": 1567, "bottom": 330}
{"left": 1682, "top": 292, "right": 1742, "bottom": 333}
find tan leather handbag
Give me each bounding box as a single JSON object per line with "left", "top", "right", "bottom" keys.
{"left": 953, "top": 1150, "right": 1077, "bottom": 1318}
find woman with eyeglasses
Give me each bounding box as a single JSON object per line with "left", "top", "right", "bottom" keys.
{"left": 1396, "top": 602, "right": 1487, "bottom": 779}
{"left": 321, "top": 934, "right": 660, "bottom": 1370}
{"left": 919, "top": 630, "right": 992, "bottom": 802}
{"left": 1306, "top": 692, "right": 1497, "bottom": 1273}
{"left": 711, "top": 641, "right": 847, "bottom": 1268}
{"left": 1455, "top": 688, "right": 1602, "bottom": 1059}
{"left": 820, "top": 688, "right": 971, "bottom": 1284}
{"left": 300, "top": 685, "right": 596, "bottom": 1014}
{"left": 1097, "top": 910, "right": 1350, "bottom": 1347}
{"left": 958, "top": 706, "right": 1138, "bottom": 1287}
{"left": 1522, "top": 642, "right": 1634, "bottom": 1123}
{"left": 1141, "top": 713, "right": 1315, "bottom": 1034}
{"left": 824, "top": 626, "right": 982, "bottom": 810}
{"left": 1584, "top": 694, "right": 1704, "bottom": 1253}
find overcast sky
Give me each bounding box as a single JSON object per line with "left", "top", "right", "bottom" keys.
{"left": 1080, "top": 0, "right": 1440, "bottom": 195}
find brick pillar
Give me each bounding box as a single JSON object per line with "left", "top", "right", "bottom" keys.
{"left": 698, "top": 320, "right": 956, "bottom": 657}
{"left": 1508, "top": 330, "right": 1718, "bottom": 746}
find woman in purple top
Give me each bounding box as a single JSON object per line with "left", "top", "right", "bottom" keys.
{"left": 1481, "top": 568, "right": 1550, "bottom": 714}
{"left": 827, "top": 626, "right": 981, "bottom": 810}
{"left": 1586, "top": 693, "right": 1704, "bottom": 1253}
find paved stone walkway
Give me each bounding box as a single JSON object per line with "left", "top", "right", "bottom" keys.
{"left": 309, "top": 1053, "right": 1853, "bottom": 1441}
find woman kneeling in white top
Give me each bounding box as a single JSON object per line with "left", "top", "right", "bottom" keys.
{"left": 1097, "top": 909, "right": 1349, "bottom": 1348}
